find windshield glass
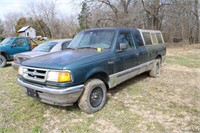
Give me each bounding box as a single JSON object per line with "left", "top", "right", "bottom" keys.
{"left": 0, "top": 38, "right": 15, "bottom": 46}
{"left": 32, "top": 42, "right": 58, "bottom": 52}
{"left": 68, "top": 29, "right": 115, "bottom": 49}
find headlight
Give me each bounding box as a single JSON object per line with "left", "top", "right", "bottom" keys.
{"left": 47, "top": 71, "right": 72, "bottom": 83}
{"left": 18, "top": 66, "right": 23, "bottom": 75}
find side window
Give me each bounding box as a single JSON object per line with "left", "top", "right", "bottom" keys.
{"left": 117, "top": 32, "right": 135, "bottom": 50}
{"left": 151, "top": 33, "right": 158, "bottom": 44}
{"left": 62, "top": 41, "right": 70, "bottom": 50}
{"left": 134, "top": 30, "right": 144, "bottom": 47}
{"left": 142, "top": 32, "right": 152, "bottom": 45}
{"left": 156, "top": 33, "right": 164, "bottom": 44}
{"left": 14, "top": 38, "right": 26, "bottom": 47}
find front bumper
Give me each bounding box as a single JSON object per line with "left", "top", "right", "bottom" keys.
{"left": 17, "top": 78, "right": 84, "bottom": 106}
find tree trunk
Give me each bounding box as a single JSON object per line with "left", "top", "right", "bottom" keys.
{"left": 35, "top": 20, "right": 46, "bottom": 37}
{"left": 153, "top": 0, "right": 159, "bottom": 30}
{"left": 195, "top": 0, "right": 199, "bottom": 43}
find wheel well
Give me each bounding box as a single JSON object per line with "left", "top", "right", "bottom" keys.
{"left": 88, "top": 72, "right": 109, "bottom": 89}
{"left": 0, "top": 52, "right": 7, "bottom": 59}
{"left": 156, "top": 55, "right": 162, "bottom": 60}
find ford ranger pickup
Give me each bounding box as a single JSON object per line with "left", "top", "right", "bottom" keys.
{"left": 17, "top": 28, "right": 166, "bottom": 113}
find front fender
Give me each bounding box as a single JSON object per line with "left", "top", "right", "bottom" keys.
{"left": 85, "top": 67, "right": 108, "bottom": 81}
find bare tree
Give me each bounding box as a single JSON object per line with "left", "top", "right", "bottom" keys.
{"left": 3, "top": 12, "right": 24, "bottom": 37}
{"left": 27, "top": 0, "right": 48, "bottom": 37}
{"left": 2, "top": 0, "right": 199, "bottom": 44}
{"left": 27, "top": 0, "right": 58, "bottom": 38}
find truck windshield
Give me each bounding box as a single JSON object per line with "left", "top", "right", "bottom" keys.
{"left": 0, "top": 38, "right": 15, "bottom": 46}
{"left": 68, "top": 29, "right": 115, "bottom": 49}
{"left": 32, "top": 42, "right": 57, "bottom": 52}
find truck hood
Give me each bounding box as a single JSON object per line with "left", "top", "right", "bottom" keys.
{"left": 21, "top": 49, "right": 108, "bottom": 69}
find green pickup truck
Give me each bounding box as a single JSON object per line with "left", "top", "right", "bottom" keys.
{"left": 17, "top": 28, "right": 166, "bottom": 113}
{"left": 0, "top": 36, "right": 36, "bottom": 67}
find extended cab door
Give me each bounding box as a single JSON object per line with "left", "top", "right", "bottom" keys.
{"left": 114, "top": 30, "right": 139, "bottom": 77}
{"left": 9, "top": 37, "right": 30, "bottom": 58}
{"left": 132, "top": 30, "right": 148, "bottom": 65}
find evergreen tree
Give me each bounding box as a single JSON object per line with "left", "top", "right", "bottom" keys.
{"left": 78, "top": 1, "right": 91, "bottom": 31}
{"left": 15, "top": 17, "right": 27, "bottom": 36}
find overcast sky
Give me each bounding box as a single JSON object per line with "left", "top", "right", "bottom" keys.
{"left": 0, "top": 0, "right": 81, "bottom": 20}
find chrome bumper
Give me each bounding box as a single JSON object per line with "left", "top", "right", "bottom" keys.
{"left": 17, "top": 78, "right": 84, "bottom": 106}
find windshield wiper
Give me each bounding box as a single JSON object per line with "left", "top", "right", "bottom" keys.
{"left": 78, "top": 47, "right": 97, "bottom": 49}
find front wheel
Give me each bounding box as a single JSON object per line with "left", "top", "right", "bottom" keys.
{"left": 0, "top": 55, "right": 7, "bottom": 68}
{"left": 149, "top": 58, "right": 161, "bottom": 78}
{"left": 78, "top": 79, "right": 107, "bottom": 114}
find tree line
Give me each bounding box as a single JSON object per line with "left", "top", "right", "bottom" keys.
{"left": 0, "top": 0, "right": 199, "bottom": 44}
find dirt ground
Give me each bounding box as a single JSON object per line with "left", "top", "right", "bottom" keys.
{"left": 0, "top": 44, "right": 200, "bottom": 133}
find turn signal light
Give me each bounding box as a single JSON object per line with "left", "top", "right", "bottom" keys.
{"left": 58, "top": 72, "right": 71, "bottom": 82}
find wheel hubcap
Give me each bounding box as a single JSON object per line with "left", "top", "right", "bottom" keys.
{"left": 90, "top": 87, "right": 103, "bottom": 107}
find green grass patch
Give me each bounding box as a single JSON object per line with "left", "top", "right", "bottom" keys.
{"left": 166, "top": 54, "right": 200, "bottom": 68}
{"left": 0, "top": 67, "right": 47, "bottom": 133}
{"left": 147, "top": 121, "right": 165, "bottom": 132}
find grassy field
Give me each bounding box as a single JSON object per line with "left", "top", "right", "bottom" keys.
{"left": 0, "top": 45, "right": 200, "bottom": 133}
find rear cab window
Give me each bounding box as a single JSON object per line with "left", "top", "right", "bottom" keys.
{"left": 140, "top": 30, "right": 164, "bottom": 46}
{"left": 156, "top": 33, "right": 164, "bottom": 44}
{"left": 151, "top": 33, "right": 158, "bottom": 45}
{"left": 142, "top": 32, "right": 152, "bottom": 45}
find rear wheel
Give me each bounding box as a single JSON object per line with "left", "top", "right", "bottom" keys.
{"left": 78, "top": 79, "right": 107, "bottom": 114}
{"left": 149, "top": 58, "right": 161, "bottom": 78}
{"left": 0, "top": 55, "right": 7, "bottom": 68}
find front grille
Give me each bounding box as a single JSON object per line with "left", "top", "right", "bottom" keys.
{"left": 23, "top": 67, "right": 48, "bottom": 83}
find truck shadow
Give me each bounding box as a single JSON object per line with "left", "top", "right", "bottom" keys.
{"left": 4, "top": 62, "right": 11, "bottom": 67}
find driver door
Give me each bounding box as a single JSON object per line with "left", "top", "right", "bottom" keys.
{"left": 114, "top": 30, "right": 140, "bottom": 85}
{"left": 9, "top": 38, "right": 29, "bottom": 58}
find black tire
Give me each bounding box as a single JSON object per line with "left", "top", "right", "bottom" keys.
{"left": 149, "top": 58, "right": 161, "bottom": 78}
{"left": 0, "top": 55, "right": 7, "bottom": 68}
{"left": 78, "top": 79, "right": 107, "bottom": 114}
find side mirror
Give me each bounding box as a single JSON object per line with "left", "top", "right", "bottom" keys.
{"left": 119, "top": 43, "right": 127, "bottom": 50}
